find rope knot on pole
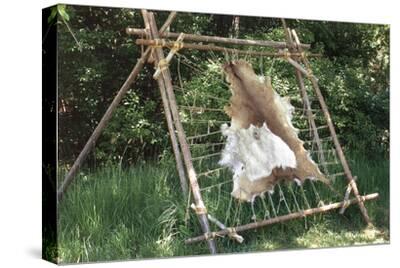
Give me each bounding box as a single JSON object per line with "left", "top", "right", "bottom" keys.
{"left": 153, "top": 33, "right": 185, "bottom": 79}
{"left": 152, "top": 38, "right": 167, "bottom": 48}
{"left": 172, "top": 41, "right": 184, "bottom": 52}
{"left": 153, "top": 58, "right": 169, "bottom": 79}
{"left": 282, "top": 49, "right": 291, "bottom": 59}
{"left": 158, "top": 58, "right": 169, "bottom": 70}
{"left": 226, "top": 227, "right": 244, "bottom": 243}
{"left": 191, "top": 203, "right": 208, "bottom": 215}
{"left": 171, "top": 33, "right": 185, "bottom": 52}
{"left": 204, "top": 232, "right": 220, "bottom": 240}
{"left": 306, "top": 68, "right": 314, "bottom": 78}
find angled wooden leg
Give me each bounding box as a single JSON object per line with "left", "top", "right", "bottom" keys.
{"left": 57, "top": 50, "right": 149, "bottom": 202}
{"left": 285, "top": 25, "right": 373, "bottom": 226}
{"left": 307, "top": 69, "right": 372, "bottom": 225}
{"left": 142, "top": 10, "right": 217, "bottom": 254}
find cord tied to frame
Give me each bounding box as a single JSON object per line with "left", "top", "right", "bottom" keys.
{"left": 226, "top": 227, "right": 244, "bottom": 243}
{"left": 281, "top": 48, "right": 291, "bottom": 59}
{"left": 157, "top": 58, "right": 169, "bottom": 71}
{"left": 190, "top": 203, "right": 208, "bottom": 215}
{"left": 306, "top": 67, "right": 314, "bottom": 78}
{"left": 171, "top": 36, "right": 185, "bottom": 53}
{"left": 202, "top": 227, "right": 243, "bottom": 242}
{"left": 150, "top": 38, "right": 167, "bottom": 48}
{"left": 203, "top": 231, "right": 223, "bottom": 240}
{"left": 153, "top": 33, "right": 185, "bottom": 79}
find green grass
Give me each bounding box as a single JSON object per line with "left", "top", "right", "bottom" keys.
{"left": 56, "top": 153, "right": 389, "bottom": 264}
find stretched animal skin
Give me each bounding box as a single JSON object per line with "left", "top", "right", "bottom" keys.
{"left": 221, "top": 60, "right": 328, "bottom": 202}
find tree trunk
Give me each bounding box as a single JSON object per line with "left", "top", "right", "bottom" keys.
{"left": 231, "top": 16, "right": 240, "bottom": 38}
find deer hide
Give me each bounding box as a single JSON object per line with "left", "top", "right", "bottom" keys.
{"left": 220, "top": 60, "right": 328, "bottom": 202}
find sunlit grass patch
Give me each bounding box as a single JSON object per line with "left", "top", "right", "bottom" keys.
{"left": 57, "top": 152, "right": 389, "bottom": 263}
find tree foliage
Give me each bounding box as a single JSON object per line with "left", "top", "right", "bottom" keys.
{"left": 56, "top": 5, "right": 389, "bottom": 167}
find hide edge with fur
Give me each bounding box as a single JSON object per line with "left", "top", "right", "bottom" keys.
{"left": 220, "top": 60, "right": 328, "bottom": 202}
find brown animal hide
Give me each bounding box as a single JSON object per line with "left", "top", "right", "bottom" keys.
{"left": 222, "top": 60, "right": 328, "bottom": 201}
{"left": 231, "top": 167, "right": 296, "bottom": 202}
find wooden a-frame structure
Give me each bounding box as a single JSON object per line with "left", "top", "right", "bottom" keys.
{"left": 57, "top": 10, "right": 378, "bottom": 254}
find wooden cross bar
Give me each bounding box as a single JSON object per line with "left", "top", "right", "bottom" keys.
{"left": 126, "top": 27, "right": 311, "bottom": 49}
{"left": 185, "top": 193, "right": 378, "bottom": 244}
{"left": 135, "top": 38, "right": 322, "bottom": 58}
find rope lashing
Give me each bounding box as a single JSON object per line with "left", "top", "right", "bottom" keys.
{"left": 226, "top": 227, "right": 237, "bottom": 236}
{"left": 150, "top": 38, "right": 167, "bottom": 48}
{"left": 226, "top": 227, "right": 244, "bottom": 243}
{"left": 191, "top": 203, "right": 208, "bottom": 215}
{"left": 203, "top": 231, "right": 222, "bottom": 240}
{"left": 153, "top": 58, "right": 169, "bottom": 79}
{"left": 306, "top": 67, "right": 314, "bottom": 78}
{"left": 157, "top": 58, "right": 169, "bottom": 71}
{"left": 153, "top": 33, "right": 185, "bottom": 79}
{"left": 171, "top": 40, "right": 184, "bottom": 52}
{"left": 203, "top": 228, "right": 242, "bottom": 242}
{"left": 282, "top": 49, "right": 291, "bottom": 59}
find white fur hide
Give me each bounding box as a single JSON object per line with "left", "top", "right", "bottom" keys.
{"left": 219, "top": 122, "right": 297, "bottom": 182}
{"left": 219, "top": 91, "right": 300, "bottom": 201}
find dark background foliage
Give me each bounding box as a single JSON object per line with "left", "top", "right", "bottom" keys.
{"left": 55, "top": 5, "right": 389, "bottom": 168}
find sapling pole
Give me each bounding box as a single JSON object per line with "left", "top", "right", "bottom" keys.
{"left": 290, "top": 27, "right": 372, "bottom": 225}
{"left": 144, "top": 10, "right": 217, "bottom": 254}
{"left": 281, "top": 23, "right": 329, "bottom": 175}
{"left": 126, "top": 28, "right": 311, "bottom": 49}
{"left": 135, "top": 39, "right": 321, "bottom": 57}
{"left": 185, "top": 193, "right": 378, "bottom": 244}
